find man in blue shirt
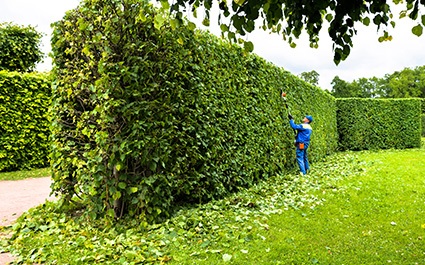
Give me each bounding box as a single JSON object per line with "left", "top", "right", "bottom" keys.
{"left": 288, "top": 114, "right": 313, "bottom": 175}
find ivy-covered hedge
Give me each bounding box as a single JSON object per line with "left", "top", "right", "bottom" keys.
{"left": 50, "top": 0, "right": 337, "bottom": 222}
{"left": 0, "top": 71, "right": 51, "bottom": 172}
{"left": 336, "top": 98, "right": 422, "bottom": 150}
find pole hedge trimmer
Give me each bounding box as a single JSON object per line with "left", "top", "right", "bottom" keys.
{"left": 281, "top": 90, "right": 297, "bottom": 136}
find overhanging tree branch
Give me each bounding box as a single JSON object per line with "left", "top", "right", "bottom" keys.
{"left": 160, "top": 0, "right": 425, "bottom": 65}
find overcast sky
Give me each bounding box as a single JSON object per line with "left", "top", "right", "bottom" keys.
{"left": 1, "top": 0, "right": 424, "bottom": 90}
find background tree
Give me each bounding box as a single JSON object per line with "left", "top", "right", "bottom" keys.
{"left": 372, "top": 76, "right": 392, "bottom": 98}
{"left": 331, "top": 76, "right": 358, "bottom": 98}
{"left": 0, "top": 22, "right": 43, "bottom": 72}
{"left": 162, "top": 0, "right": 425, "bottom": 64}
{"left": 350, "top": 77, "right": 390, "bottom": 98}
{"left": 387, "top": 66, "right": 425, "bottom": 98}
{"left": 299, "top": 70, "right": 319, "bottom": 86}
{"left": 331, "top": 65, "right": 425, "bottom": 99}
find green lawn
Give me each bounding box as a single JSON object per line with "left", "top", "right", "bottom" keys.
{"left": 168, "top": 148, "right": 425, "bottom": 264}
{"left": 261, "top": 149, "right": 425, "bottom": 264}
{"left": 0, "top": 167, "right": 50, "bottom": 181}
{"left": 1, "top": 145, "right": 425, "bottom": 264}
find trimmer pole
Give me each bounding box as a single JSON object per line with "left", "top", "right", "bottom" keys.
{"left": 281, "top": 90, "right": 297, "bottom": 136}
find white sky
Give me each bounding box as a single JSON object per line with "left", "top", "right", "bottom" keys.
{"left": 1, "top": 0, "right": 424, "bottom": 90}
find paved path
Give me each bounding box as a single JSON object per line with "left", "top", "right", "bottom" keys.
{"left": 0, "top": 177, "right": 54, "bottom": 264}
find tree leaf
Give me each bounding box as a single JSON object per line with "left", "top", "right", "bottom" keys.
{"left": 412, "top": 24, "right": 423, "bottom": 37}
{"left": 202, "top": 18, "right": 210, "bottom": 27}
{"left": 187, "top": 21, "right": 196, "bottom": 31}
{"left": 118, "top": 182, "right": 126, "bottom": 189}
{"left": 113, "top": 191, "right": 122, "bottom": 200}
{"left": 150, "top": 161, "right": 157, "bottom": 171}
{"left": 220, "top": 24, "right": 229, "bottom": 32}
{"left": 129, "top": 187, "right": 138, "bottom": 193}
{"left": 160, "top": 0, "right": 169, "bottom": 9}
{"left": 154, "top": 13, "right": 166, "bottom": 30}
{"left": 243, "top": 41, "right": 254, "bottom": 52}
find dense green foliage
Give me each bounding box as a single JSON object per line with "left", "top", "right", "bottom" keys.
{"left": 0, "top": 23, "right": 43, "bottom": 72}
{"left": 336, "top": 98, "right": 422, "bottom": 150}
{"left": 163, "top": 0, "right": 425, "bottom": 64}
{"left": 331, "top": 65, "right": 425, "bottom": 99}
{"left": 0, "top": 71, "right": 51, "bottom": 172}
{"left": 50, "top": 0, "right": 336, "bottom": 222}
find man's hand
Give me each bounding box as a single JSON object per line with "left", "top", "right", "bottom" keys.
{"left": 288, "top": 114, "right": 293, "bottom": 120}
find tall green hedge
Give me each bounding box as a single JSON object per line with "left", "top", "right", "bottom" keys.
{"left": 50, "top": 0, "right": 337, "bottom": 222}
{"left": 336, "top": 98, "right": 422, "bottom": 150}
{"left": 0, "top": 71, "right": 51, "bottom": 172}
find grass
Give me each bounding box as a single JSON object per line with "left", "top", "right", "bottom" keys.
{"left": 1, "top": 144, "right": 425, "bottom": 264}
{"left": 0, "top": 167, "right": 50, "bottom": 181}
{"left": 167, "top": 148, "right": 425, "bottom": 264}
{"left": 260, "top": 149, "right": 425, "bottom": 264}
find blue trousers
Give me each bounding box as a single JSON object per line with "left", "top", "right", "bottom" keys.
{"left": 296, "top": 142, "right": 310, "bottom": 175}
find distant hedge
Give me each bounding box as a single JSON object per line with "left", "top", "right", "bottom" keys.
{"left": 336, "top": 98, "right": 422, "bottom": 150}
{"left": 50, "top": 0, "right": 337, "bottom": 222}
{"left": 0, "top": 71, "right": 51, "bottom": 172}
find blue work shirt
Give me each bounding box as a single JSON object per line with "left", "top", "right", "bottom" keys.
{"left": 289, "top": 120, "right": 313, "bottom": 143}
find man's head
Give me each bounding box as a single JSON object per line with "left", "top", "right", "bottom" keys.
{"left": 305, "top": 115, "right": 313, "bottom": 123}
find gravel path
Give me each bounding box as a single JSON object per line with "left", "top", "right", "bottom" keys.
{"left": 0, "top": 177, "right": 55, "bottom": 264}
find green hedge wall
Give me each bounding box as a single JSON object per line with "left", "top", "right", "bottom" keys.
{"left": 50, "top": 0, "right": 337, "bottom": 222}
{"left": 336, "top": 98, "right": 422, "bottom": 150}
{"left": 422, "top": 114, "right": 425, "bottom": 137}
{"left": 0, "top": 71, "right": 51, "bottom": 172}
